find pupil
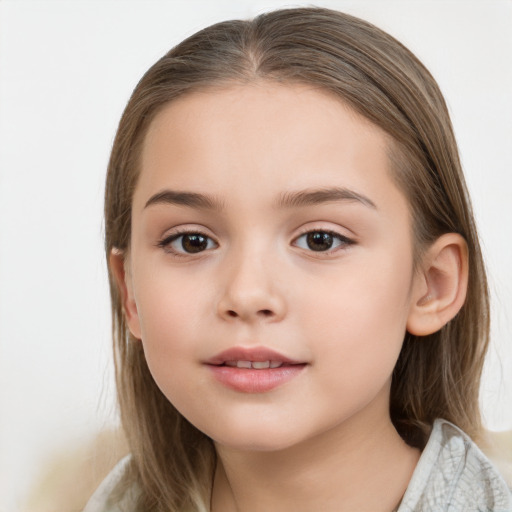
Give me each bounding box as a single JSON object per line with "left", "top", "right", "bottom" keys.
{"left": 182, "top": 234, "right": 208, "bottom": 253}
{"left": 307, "top": 232, "right": 333, "bottom": 251}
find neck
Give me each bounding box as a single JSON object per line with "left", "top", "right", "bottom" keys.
{"left": 211, "top": 404, "right": 419, "bottom": 512}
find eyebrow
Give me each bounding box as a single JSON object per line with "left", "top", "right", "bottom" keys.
{"left": 276, "top": 187, "right": 377, "bottom": 210}
{"left": 144, "top": 190, "right": 224, "bottom": 210}
{"left": 144, "top": 186, "right": 376, "bottom": 211}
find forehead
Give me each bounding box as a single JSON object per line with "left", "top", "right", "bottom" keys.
{"left": 135, "top": 82, "right": 403, "bottom": 213}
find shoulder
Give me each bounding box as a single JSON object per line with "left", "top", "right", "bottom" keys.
{"left": 83, "top": 455, "right": 138, "bottom": 512}
{"left": 400, "top": 419, "right": 512, "bottom": 512}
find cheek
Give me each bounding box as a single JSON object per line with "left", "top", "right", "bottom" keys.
{"left": 135, "top": 262, "right": 212, "bottom": 332}
{"left": 133, "top": 272, "right": 210, "bottom": 391}
{"left": 300, "top": 251, "right": 413, "bottom": 381}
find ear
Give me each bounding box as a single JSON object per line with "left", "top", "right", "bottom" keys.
{"left": 407, "top": 233, "right": 469, "bottom": 336}
{"left": 109, "top": 248, "right": 142, "bottom": 340}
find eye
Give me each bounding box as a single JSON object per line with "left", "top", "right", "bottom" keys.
{"left": 293, "top": 230, "right": 353, "bottom": 252}
{"left": 158, "top": 231, "right": 217, "bottom": 255}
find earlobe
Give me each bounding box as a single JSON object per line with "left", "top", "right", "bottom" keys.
{"left": 407, "top": 233, "right": 469, "bottom": 336}
{"left": 109, "top": 248, "right": 142, "bottom": 340}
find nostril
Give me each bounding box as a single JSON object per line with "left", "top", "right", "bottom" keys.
{"left": 223, "top": 308, "right": 276, "bottom": 320}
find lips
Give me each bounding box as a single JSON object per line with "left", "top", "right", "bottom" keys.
{"left": 224, "top": 360, "right": 284, "bottom": 369}
{"left": 205, "top": 346, "right": 307, "bottom": 393}
{"left": 206, "top": 346, "right": 303, "bottom": 366}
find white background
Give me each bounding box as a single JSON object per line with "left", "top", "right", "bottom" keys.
{"left": 0, "top": 1, "right": 511, "bottom": 510}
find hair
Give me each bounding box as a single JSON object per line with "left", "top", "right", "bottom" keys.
{"left": 104, "top": 7, "right": 490, "bottom": 511}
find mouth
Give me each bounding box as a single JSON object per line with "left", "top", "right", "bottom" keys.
{"left": 205, "top": 346, "right": 304, "bottom": 367}
{"left": 205, "top": 347, "right": 307, "bottom": 393}
{"left": 215, "top": 360, "right": 294, "bottom": 369}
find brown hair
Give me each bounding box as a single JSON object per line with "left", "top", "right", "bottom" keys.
{"left": 104, "top": 7, "right": 489, "bottom": 510}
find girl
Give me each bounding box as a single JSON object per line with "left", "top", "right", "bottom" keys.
{"left": 85, "top": 7, "right": 512, "bottom": 512}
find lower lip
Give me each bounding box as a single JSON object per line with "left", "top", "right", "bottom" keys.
{"left": 207, "top": 364, "right": 307, "bottom": 393}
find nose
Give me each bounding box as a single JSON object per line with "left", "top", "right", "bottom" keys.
{"left": 217, "top": 250, "right": 287, "bottom": 324}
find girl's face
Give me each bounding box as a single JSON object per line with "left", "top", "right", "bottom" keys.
{"left": 122, "top": 83, "right": 423, "bottom": 451}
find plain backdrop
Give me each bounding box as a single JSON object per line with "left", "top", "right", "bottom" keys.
{"left": 0, "top": 0, "right": 511, "bottom": 510}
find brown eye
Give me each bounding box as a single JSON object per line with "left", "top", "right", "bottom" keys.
{"left": 294, "top": 230, "right": 353, "bottom": 253}
{"left": 159, "top": 231, "right": 217, "bottom": 255}
{"left": 306, "top": 232, "right": 334, "bottom": 251}
{"left": 181, "top": 234, "right": 209, "bottom": 253}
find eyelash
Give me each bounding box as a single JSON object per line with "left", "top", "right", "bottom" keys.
{"left": 157, "top": 228, "right": 217, "bottom": 258}
{"left": 293, "top": 229, "right": 355, "bottom": 256}
{"left": 156, "top": 228, "right": 355, "bottom": 258}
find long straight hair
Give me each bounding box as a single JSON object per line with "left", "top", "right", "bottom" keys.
{"left": 104, "top": 8, "right": 490, "bottom": 510}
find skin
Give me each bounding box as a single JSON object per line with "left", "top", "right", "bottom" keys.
{"left": 112, "top": 83, "right": 468, "bottom": 511}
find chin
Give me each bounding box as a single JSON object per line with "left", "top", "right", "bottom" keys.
{"left": 213, "top": 432, "right": 300, "bottom": 452}
{"left": 203, "top": 419, "right": 310, "bottom": 453}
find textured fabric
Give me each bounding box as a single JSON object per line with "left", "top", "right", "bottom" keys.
{"left": 398, "top": 419, "right": 512, "bottom": 511}
{"left": 83, "top": 455, "right": 135, "bottom": 512}
{"left": 83, "top": 419, "right": 512, "bottom": 511}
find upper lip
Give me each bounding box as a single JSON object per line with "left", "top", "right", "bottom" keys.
{"left": 205, "top": 346, "right": 304, "bottom": 366}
